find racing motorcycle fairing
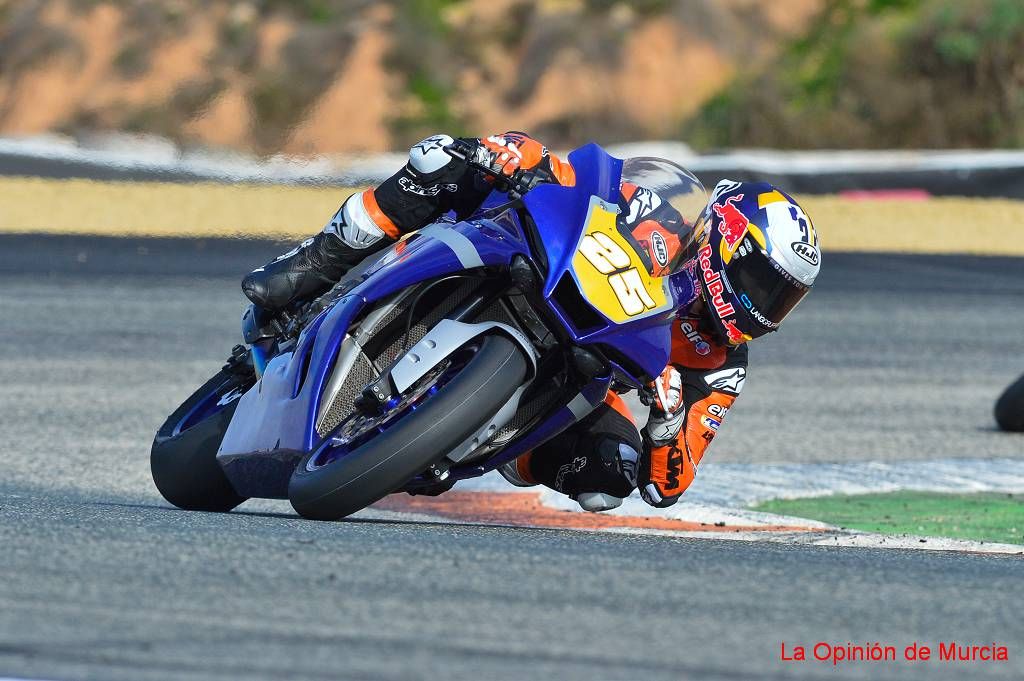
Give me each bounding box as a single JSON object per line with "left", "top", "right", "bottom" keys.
{"left": 525, "top": 144, "right": 693, "bottom": 381}
{"left": 218, "top": 213, "right": 533, "bottom": 465}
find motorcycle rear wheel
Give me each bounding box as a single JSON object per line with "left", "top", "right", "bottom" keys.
{"left": 288, "top": 333, "right": 527, "bottom": 520}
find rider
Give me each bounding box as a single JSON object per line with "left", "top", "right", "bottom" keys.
{"left": 242, "top": 132, "right": 821, "bottom": 511}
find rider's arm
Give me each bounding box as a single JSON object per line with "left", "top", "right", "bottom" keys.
{"left": 333, "top": 134, "right": 470, "bottom": 244}
{"left": 337, "top": 132, "right": 576, "bottom": 244}
{"left": 638, "top": 341, "right": 748, "bottom": 508}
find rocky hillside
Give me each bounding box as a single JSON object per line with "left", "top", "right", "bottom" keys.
{"left": 0, "top": 0, "right": 822, "bottom": 154}
{"left": 687, "top": 0, "right": 1024, "bottom": 149}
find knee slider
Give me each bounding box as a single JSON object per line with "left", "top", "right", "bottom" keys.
{"left": 587, "top": 437, "right": 640, "bottom": 499}
{"left": 576, "top": 492, "right": 623, "bottom": 513}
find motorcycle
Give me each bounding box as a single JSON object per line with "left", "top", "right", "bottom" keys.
{"left": 995, "top": 373, "right": 1024, "bottom": 432}
{"left": 151, "top": 141, "right": 707, "bottom": 520}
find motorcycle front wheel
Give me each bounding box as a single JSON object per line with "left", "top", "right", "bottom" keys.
{"left": 288, "top": 333, "right": 528, "bottom": 520}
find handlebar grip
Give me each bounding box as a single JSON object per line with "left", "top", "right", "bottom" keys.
{"left": 442, "top": 139, "right": 540, "bottom": 198}
{"left": 443, "top": 138, "right": 477, "bottom": 161}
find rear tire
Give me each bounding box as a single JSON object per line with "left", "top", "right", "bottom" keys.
{"left": 289, "top": 334, "right": 528, "bottom": 520}
{"left": 151, "top": 369, "right": 252, "bottom": 512}
{"left": 995, "top": 373, "right": 1024, "bottom": 432}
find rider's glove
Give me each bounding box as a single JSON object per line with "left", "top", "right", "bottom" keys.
{"left": 650, "top": 365, "right": 683, "bottom": 415}
{"left": 480, "top": 132, "right": 549, "bottom": 178}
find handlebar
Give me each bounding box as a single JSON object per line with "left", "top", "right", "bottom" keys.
{"left": 443, "top": 138, "right": 540, "bottom": 200}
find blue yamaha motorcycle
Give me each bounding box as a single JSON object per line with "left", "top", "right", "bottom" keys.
{"left": 151, "top": 141, "right": 707, "bottom": 520}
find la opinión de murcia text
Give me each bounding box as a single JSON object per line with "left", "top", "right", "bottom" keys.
{"left": 780, "top": 642, "right": 1009, "bottom": 666}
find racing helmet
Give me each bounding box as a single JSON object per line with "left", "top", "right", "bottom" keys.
{"left": 695, "top": 179, "right": 820, "bottom": 345}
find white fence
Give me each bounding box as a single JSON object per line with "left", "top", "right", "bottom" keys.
{"left": 2, "top": 134, "right": 1022, "bottom": 196}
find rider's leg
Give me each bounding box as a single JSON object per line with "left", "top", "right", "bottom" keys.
{"left": 501, "top": 394, "right": 641, "bottom": 512}
{"left": 241, "top": 190, "right": 399, "bottom": 310}
{"left": 242, "top": 134, "right": 471, "bottom": 311}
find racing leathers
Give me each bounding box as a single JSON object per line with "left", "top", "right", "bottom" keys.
{"left": 241, "top": 132, "right": 745, "bottom": 510}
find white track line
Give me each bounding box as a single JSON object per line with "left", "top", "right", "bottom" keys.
{"left": 599, "top": 527, "right": 1024, "bottom": 555}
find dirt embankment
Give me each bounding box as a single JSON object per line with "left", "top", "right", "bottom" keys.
{"left": 0, "top": 0, "right": 822, "bottom": 154}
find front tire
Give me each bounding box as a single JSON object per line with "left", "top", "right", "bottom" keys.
{"left": 289, "top": 334, "right": 528, "bottom": 520}
{"left": 995, "top": 373, "right": 1024, "bottom": 432}
{"left": 151, "top": 368, "right": 253, "bottom": 512}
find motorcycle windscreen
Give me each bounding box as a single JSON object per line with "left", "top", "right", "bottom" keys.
{"left": 619, "top": 157, "right": 706, "bottom": 276}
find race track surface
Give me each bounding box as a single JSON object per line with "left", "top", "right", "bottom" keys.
{"left": 1, "top": 234, "right": 1022, "bottom": 680}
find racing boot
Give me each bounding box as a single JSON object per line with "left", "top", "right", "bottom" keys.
{"left": 242, "top": 191, "right": 396, "bottom": 311}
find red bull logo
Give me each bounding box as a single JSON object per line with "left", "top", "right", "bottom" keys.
{"left": 697, "top": 245, "right": 735, "bottom": 318}
{"left": 713, "top": 194, "right": 748, "bottom": 249}
{"left": 723, "top": 319, "right": 751, "bottom": 345}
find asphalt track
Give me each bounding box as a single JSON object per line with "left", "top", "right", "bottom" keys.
{"left": 1, "top": 234, "right": 1023, "bottom": 681}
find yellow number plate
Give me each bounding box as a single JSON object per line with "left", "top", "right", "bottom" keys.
{"left": 570, "top": 196, "right": 673, "bottom": 324}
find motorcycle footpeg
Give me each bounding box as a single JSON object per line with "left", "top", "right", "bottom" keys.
{"left": 222, "top": 344, "right": 251, "bottom": 375}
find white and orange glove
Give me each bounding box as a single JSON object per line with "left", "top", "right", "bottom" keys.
{"left": 651, "top": 365, "right": 683, "bottom": 415}
{"left": 480, "top": 132, "right": 549, "bottom": 178}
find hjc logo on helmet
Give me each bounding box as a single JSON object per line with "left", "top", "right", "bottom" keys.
{"left": 791, "top": 241, "right": 819, "bottom": 266}
{"left": 650, "top": 231, "right": 669, "bottom": 267}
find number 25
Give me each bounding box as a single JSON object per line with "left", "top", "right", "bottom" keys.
{"left": 580, "top": 234, "right": 657, "bottom": 316}
{"left": 609, "top": 269, "right": 656, "bottom": 315}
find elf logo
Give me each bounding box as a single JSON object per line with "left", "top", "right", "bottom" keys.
{"left": 680, "top": 321, "right": 711, "bottom": 356}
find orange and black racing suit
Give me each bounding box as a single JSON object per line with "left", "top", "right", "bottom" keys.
{"left": 242, "top": 132, "right": 746, "bottom": 508}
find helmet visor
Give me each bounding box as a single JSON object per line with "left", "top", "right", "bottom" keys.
{"left": 725, "top": 246, "right": 809, "bottom": 330}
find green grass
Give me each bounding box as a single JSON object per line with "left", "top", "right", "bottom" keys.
{"left": 754, "top": 492, "right": 1024, "bottom": 545}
